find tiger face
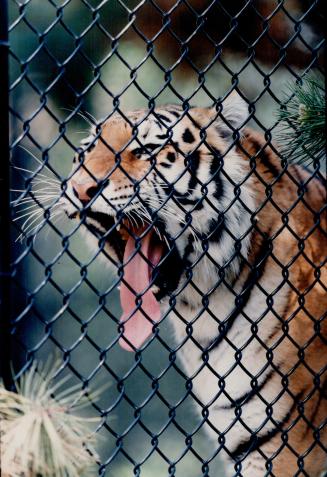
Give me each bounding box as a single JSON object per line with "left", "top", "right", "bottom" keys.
{"left": 62, "top": 93, "right": 255, "bottom": 351}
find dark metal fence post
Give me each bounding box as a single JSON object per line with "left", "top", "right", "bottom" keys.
{"left": 0, "top": 0, "right": 12, "bottom": 388}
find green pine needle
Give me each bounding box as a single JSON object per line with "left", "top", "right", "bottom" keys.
{"left": 277, "top": 73, "right": 326, "bottom": 165}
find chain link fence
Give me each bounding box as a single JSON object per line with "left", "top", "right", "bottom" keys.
{"left": 1, "top": 1, "right": 326, "bottom": 476}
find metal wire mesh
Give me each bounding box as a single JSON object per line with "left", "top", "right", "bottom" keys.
{"left": 1, "top": 1, "right": 326, "bottom": 476}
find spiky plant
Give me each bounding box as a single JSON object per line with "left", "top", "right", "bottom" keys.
{"left": 0, "top": 360, "right": 100, "bottom": 477}
{"left": 277, "top": 73, "right": 325, "bottom": 165}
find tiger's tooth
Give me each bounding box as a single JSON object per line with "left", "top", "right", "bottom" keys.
{"left": 151, "top": 285, "right": 159, "bottom": 294}
{"left": 117, "top": 223, "right": 121, "bottom": 231}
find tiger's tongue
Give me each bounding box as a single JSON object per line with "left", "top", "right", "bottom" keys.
{"left": 119, "top": 230, "right": 162, "bottom": 351}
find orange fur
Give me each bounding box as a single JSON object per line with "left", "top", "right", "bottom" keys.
{"left": 237, "top": 130, "right": 327, "bottom": 476}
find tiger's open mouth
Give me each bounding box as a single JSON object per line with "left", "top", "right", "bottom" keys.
{"left": 82, "top": 210, "right": 182, "bottom": 351}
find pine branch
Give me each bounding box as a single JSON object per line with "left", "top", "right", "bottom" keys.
{"left": 0, "top": 359, "right": 103, "bottom": 477}
{"left": 276, "top": 73, "right": 326, "bottom": 165}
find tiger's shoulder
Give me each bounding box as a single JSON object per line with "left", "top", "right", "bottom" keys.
{"left": 238, "top": 127, "right": 326, "bottom": 216}
{"left": 242, "top": 125, "right": 326, "bottom": 310}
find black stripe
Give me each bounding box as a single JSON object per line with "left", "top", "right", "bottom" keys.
{"left": 177, "top": 197, "right": 196, "bottom": 206}
{"left": 230, "top": 254, "right": 248, "bottom": 288}
{"left": 168, "top": 110, "right": 180, "bottom": 118}
{"left": 294, "top": 165, "right": 326, "bottom": 204}
{"left": 156, "top": 133, "right": 169, "bottom": 140}
{"left": 154, "top": 120, "right": 163, "bottom": 130}
{"left": 85, "top": 211, "right": 125, "bottom": 261}
{"left": 251, "top": 138, "right": 280, "bottom": 178}
{"left": 144, "top": 143, "right": 161, "bottom": 151}
{"left": 216, "top": 124, "right": 232, "bottom": 139}
{"left": 152, "top": 221, "right": 184, "bottom": 301}
{"left": 230, "top": 390, "right": 305, "bottom": 461}
{"left": 86, "top": 210, "right": 114, "bottom": 231}
{"left": 305, "top": 379, "right": 327, "bottom": 434}
{"left": 160, "top": 162, "right": 172, "bottom": 169}
{"left": 208, "top": 233, "right": 272, "bottom": 352}
{"left": 260, "top": 152, "right": 280, "bottom": 178}
{"left": 157, "top": 114, "right": 172, "bottom": 123}
{"left": 152, "top": 181, "right": 163, "bottom": 203}
{"left": 246, "top": 134, "right": 281, "bottom": 178}
{"left": 167, "top": 152, "right": 176, "bottom": 162}
{"left": 206, "top": 216, "right": 225, "bottom": 244}
{"left": 292, "top": 165, "right": 305, "bottom": 186}
{"left": 217, "top": 369, "right": 275, "bottom": 411}
{"left": 264, "top": 288, "right": 292, "bottom": 345}
{"left": 209, "top": 149, "right": 224, "bottom": 201}
{"left": 178, "top": 196, "right": 204, "bottom": 211}
{"left": 182, "top": 234, "right": 195, "bottom": 263}
{"left": 182, "top": 128, "right": 195, "bottom": 144}
{"left": 160, "top": 182, "right": 174, "bottom": 197}
{"left": 159, "top": 181, "right": 204, "bottom": 211}
{"left": 187, "top": 150, "right": 201, "bottom": 190}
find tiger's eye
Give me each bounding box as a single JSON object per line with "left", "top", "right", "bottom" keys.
{"left": 131, "top": 147, "right": 144, "bottom": 159}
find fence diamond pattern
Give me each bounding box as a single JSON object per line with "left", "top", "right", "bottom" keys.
{"left": 1, "top": 1, "right": 325, "bottom": 476}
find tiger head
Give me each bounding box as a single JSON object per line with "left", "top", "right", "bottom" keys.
{"left": 62, "top": 92, "right": 256, "bottom": 351}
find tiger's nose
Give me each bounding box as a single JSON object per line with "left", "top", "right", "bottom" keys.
{"left": 71, "top": 179, "right": 103, "bottom": 203}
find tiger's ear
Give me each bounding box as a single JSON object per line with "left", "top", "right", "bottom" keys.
{"left": 212, "top": 91, "right": 249, "bottom": 140}
{"left": 190, "top": 91, "right": 248, "bottom": 142}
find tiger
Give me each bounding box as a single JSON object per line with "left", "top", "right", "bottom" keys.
{"left": 61, "top": 92, "right": 327, "bottom": 476}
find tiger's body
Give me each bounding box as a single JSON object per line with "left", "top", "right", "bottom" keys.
{"left": 62, "top": 93, "right": 327, "bottom": 476}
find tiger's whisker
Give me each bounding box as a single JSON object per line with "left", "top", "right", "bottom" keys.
{"left": 31, "top": 174, "right": 60, "bottom": 183}
{"left": 82, "top": 109, "right": 97, "bottom": 123}
{"left": 14, "top": 203, "right": 61, "bottom": 222}
{"left": 30, "top": 186, "right": 59, "bottom": 195}
{"left": 18, "top": 211, "right": 44, "bottom": 236}
{"left": 10, "top": 189, "right": 31, "bottom": 193}
{"left": 17, "top": 145, "right": 61, "bottom": 176}
{"left": 76, "top": 111, "right": 94, "bottom": 128}
{"left": 30, "top": 175, "right": 60, "bottom": 182}
{"left": 11, "top": 187, "right": 60, "bottom": 194}
{"left": 15, "top": 193, "right": 60, "bottom": 200}
{"left": 16, "top": 218, "right": 45, "bottom": 243}
{"left": 14, "top": 209, "right": 44, "bottom": 223}
{"left": 28, "top": 214, "right": 60, "bottom": 240}
{"left": 14, "top": 202, "right": 48, "bottom": 213}
{"left": 20, "top": 211, "right": 50, "bottom": 236}
{"left": 11, "top": 197, "right": 58, "bottom": 206}
{"left": 12, "top": 197, "right": 60, "bottom": 207}
{"left": 11, "top": 165, "right": 60, "bottom": 183}
{"left": 30, "top": 179, "right": 61, "bottom": 188}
